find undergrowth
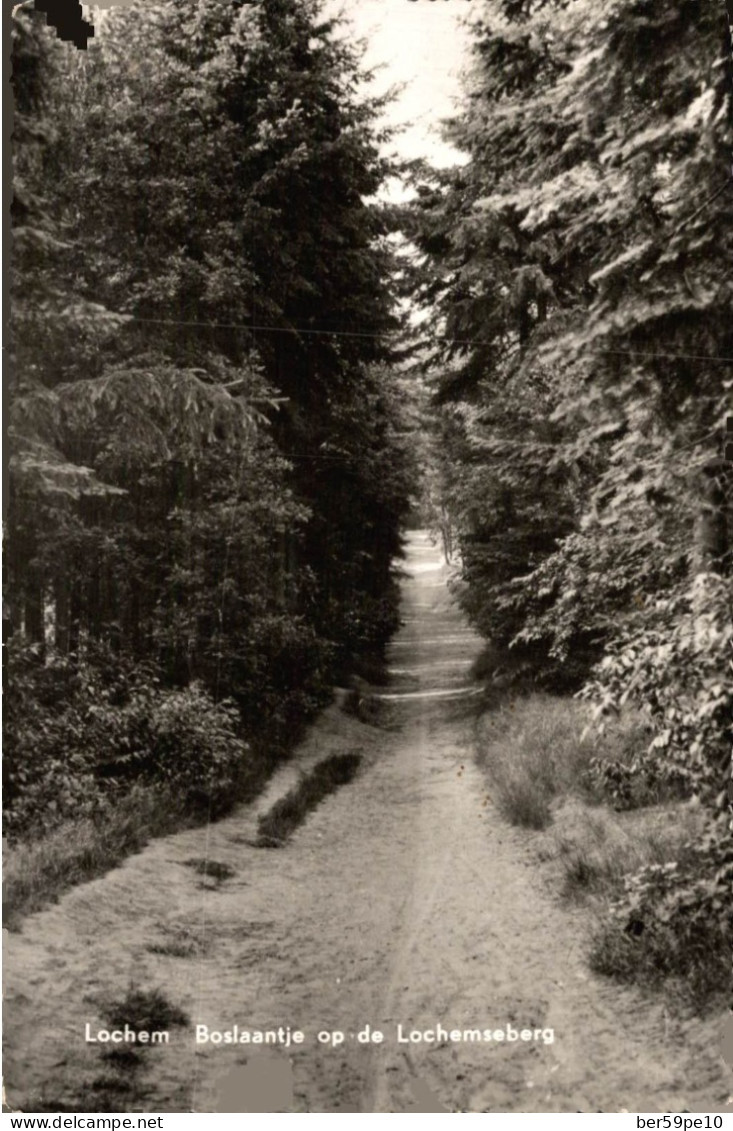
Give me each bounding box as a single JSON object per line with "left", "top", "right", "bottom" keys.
{"left": 475, "top": 693, "right": 650, "bottom": 829}
{"left": 553, "top": 806, "right": 705, "bottom": 904}
{"left": 588, "top": 826, "right": 732, "bottom": 1014}
{"left": 476, "top": 692, "right": 731, "bottom": 1015}
{"left": 3, "top": 754, "right": 270, "bottom": 930}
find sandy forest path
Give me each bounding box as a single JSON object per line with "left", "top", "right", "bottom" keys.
{"left": 5, "top": 533, "right": 729, "bottom": 1114}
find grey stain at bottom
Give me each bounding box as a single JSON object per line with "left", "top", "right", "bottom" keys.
{"left": 721, "top": 1012, "right": 733, "bottom": 1072}
{"left": 406, "top": 1078, "right": 449, "bottom": 1114}
{"left": 212, "top": 1055, "right": 295, "bottom": 1113}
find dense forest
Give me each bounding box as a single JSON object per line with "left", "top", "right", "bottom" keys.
{"left": 6, "top": 0, "right": 732, "bottom": 1014}
{"left": 406, "top": 0, "right": 732, "bottom": 1002}
{"left": 7, "top": 0, "right": 415, "bottom": 840}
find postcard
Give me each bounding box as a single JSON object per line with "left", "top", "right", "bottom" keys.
{"left": 5, "top": 0, "right": 731, "bottom": 1116}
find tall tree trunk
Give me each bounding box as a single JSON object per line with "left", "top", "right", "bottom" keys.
{"left": 88, "top": 558, "right": 102, "bottom": 640}
{"left": 54, "top": 574, "right": 70, "bottom": 653}
{"left": 68, "top": 579, "right": 82, "bottom": 656}
{"left": 23, "top": 567, "right": 46, "bottom": 660}
{"left": 694, "top": 458, "right": 729, "bottom": 575}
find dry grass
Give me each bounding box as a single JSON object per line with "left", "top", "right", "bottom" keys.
{"left": 4, "top": 743, "right": 280, "bottom": 930}
{"left": 475, "top": 694, "right": 724, "bottom": 1015}
{"left": 3, "top": 784, "right": 189, "bottom": 931}
{"left": 549, "top": 801, "right": 708, "bottom": 904}
{"left": 475, "top": 693, "right": 650, "bottom": 828}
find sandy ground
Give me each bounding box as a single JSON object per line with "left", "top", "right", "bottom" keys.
{"left": 4, "top": 532, "right": 730, "bottom": 1113}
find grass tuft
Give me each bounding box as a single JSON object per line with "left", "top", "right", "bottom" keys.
{"left": 4, "top": 745, "right": 277, "bottom": 930}
{"left": 182, "top": 858, "right": 235, "bottom": 883}
{"left": 255, "top": 751, "right": 362, "bottom": 846}
{"left": 100, "top": 986, "right": 190, "bottom": 1033}
{"left": 589, "top": 911, "right": 730, "bottom": 1015}
{"left": 553, "top": 806, "right": 706, "bottom": 904}
{"left": 476, "top": 693, "right": 649, "bottom": 829}
{"left": 81, "top": 986, "right": 188, "bottom": 1114}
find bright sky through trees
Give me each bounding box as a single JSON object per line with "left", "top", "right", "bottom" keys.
{"left": 331, "top": 0, "right": 473, "bottom": 167}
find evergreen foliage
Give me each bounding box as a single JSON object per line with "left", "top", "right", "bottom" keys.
{"left": 8, "top": 0, "right": 731, "bottom": 1005}
{"left": 408, "top": 0, "right": 731, "bottom": 743}
{"left": 7, "top": 0, "right": 414, "bottom": 837}
{"left": 407, "top": 0, "right": 732, "bottom": 1002}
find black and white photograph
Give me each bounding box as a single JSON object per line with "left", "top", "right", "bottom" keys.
{"left": 4, "top": 0, "right": 733, "bottom": 1116}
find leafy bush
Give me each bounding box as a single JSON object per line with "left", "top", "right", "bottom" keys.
{"left": 580, "top": 575, "right": 732, "bottom": 1009}
{"left": 582, "top": 573, "right": 732, "bottom": 808}
{"left": 590, "top": 824, "right": 733, "bottom": 1011}
{"left": 3, "top": 640, "right": 250, "bottom": 838}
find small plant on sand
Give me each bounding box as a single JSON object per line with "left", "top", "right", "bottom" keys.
{"left": 182, "top": 858, "right": 235, "bottom": 884}
{"left": 100, "top": 985, "right": 190, "bottom": 1034}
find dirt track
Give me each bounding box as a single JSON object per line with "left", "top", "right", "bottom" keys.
{"left": 4, "top": 532, "right": 729, "bottom": 1113}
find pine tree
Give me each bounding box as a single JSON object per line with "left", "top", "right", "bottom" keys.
{"left": 8, "top": 0, "right": 413, "bottom": 722}
{"left": 408, "top": 0, "right": 732, "bottom": 686}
